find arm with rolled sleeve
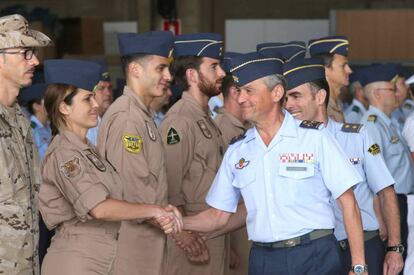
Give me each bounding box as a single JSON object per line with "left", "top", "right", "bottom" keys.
{"left": 318, "top": 130, "right": 366, "bottom": 267}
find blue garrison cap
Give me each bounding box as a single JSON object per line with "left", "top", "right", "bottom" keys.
{"left": 118, "top": 31, "right": 174, "bottom": 58}
{"left": 358, "top": 64, "right": 400, "bottom": 87}
{"left": 222, "top": 52, "right": 242, "bottom": 73}
{"left": 308, "top": 35, "right": 349, "bottom": 57}
{"left": 257, "top": 41, "right": 306, "bottom": 62}
{"left": 44, "top": 59, "right": 101, "bottom": 92}
{"left": 173, "top": 33, "right": 223, "bottom": 59}
{"left": 20, "top": 83, "right": 48, "bottom": 104}
{"left": 229, "top": 52, "right": 283, "bottom": 87}
{"left": 283, "top": 58, "right": 326, "bottom": 90}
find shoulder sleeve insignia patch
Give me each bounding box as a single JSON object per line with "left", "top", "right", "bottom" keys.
{"left": 352, "top": 105, "right": 360, "bottom": 113}
{"left": 368, "top": 144, "right": 381, "bottom": 155}
{"left": 85, "top": 149, "right": 106, "bottom": 172}
{"left": 197, "top": 120, "right": 213, "bottom": 139}
{"left": 30, "top": 121, "right": 37, "bottom": 129}
{"left": 122, "top": 134, "right": 143, "bottom": 154}
{"left": 403, "top": 103, "right": 413, "bottom": 109}
{"left": 167, "top": 128, "right": 180, "bottom": 145}
{"left": 367, "top": 115, "right": 377, "bottom": 122}
{"left": 341, "top": 123, "right": 362, "bottom": 133}
{"left": 229, "top": 134, "right": 246, "bottom": 145}
{"left": 60, "top": 156, "right": 82, "bottom": 178}
{"left": 299, "top": 120, "right": 322, "bottom": 129}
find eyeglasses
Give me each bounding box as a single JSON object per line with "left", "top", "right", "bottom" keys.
{"left": 0, "top": 48, "right": 37, "bottom": 60}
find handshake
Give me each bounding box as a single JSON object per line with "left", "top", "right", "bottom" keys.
{"left": 149, "top": 204, "right": 184, "bottom": 234}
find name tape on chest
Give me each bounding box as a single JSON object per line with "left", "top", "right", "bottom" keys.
{"left": 197, "top": 120, "right": 213, "bottom": 139}
{"left": 167, "top": 127, "right": 180, "bottom": 145}
{"left": 85, "top": 149, "right": 106, "bottom": 172}
{"left": 122, "top": 134, "right": 143, "bottom": 154}
{"left": 279, "top": 153, "right": 315, "bottom": 164}
{"left": 368, "top": 144, "right": 381, "bottom": 155}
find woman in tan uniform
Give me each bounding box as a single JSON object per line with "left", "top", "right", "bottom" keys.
{"left": 38, "top": 59, "right": 182, "bottom": 275}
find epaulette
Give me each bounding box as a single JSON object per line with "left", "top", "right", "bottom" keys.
{"left": 30, "top": 121, "right": 37, "bottom": 129}
{"left": 229, "top": 134, "right": 246, "bottom": 145}
{"left": 367, "top": 115, "right": 377, "bottom": 122}
{"left": 341, "top": 123, "right": 362, "bottom": 133}
{"left": 352, "top": 105, "right": 360, "bottom": 113}
{"left": 299, "top": 120, "right": 322, "bottom": 130}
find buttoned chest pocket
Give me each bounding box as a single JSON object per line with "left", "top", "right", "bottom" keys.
{"left": 233, "top": 168, "right": 256, "bottom": 211}
{"left": 388, "top": 142, "right": 404, "bottom": 157}
{"left": 278, "top": 163, "right": 316, "bottom": 204}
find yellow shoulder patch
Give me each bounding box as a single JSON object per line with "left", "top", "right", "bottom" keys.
{"left": 368, "top": 144, "right": 381, "bottom": 155}
{"left": 122, "top": 134, "right": 143, "bottom": 154}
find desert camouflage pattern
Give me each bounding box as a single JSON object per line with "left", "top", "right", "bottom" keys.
{"left": 0, "top": 14, "right": 51, "bottom": 50}
{"left": 0, "top": 102, "right": 41, "bottom": 275}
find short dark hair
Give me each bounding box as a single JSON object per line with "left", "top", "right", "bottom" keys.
{"left": 27, "top": 98, "right": 42, "bottom": 115}
{"left": 308, "top": 78, "right": 330, "bottom": 107}
{"left": 221, "top": 73, "right": 235, "bottom": 98}
{"left": 170, "top": 56, "right": 203, "bottom": 91}
{"left": 120, "top": 54, "right": 151, "bottom": 77}
{"left": 314, "top": 53, "right": 334, "bottom": 68}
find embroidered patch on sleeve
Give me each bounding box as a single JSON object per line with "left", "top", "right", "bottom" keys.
{"left": 60, "top": 156, "right": 82, "bottom": 178}
{"left": 167, "top": 128, "right": 180, "bottom": 145}
{"left": 122, "top": 134, "right": 143, "bottom": 154}
{"left": 368, "top": 144, "right": 381, "bottom": 155}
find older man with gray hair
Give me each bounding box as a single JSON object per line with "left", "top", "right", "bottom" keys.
{"left": 0, "top": 14, "right": 51, "bottom": 275}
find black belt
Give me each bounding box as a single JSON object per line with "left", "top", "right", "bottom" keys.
{"left": 253, "top": 229, "right": 333, "bottom": 249}
{"left": 338, "top": 230, "right": 379, "bottom": 251}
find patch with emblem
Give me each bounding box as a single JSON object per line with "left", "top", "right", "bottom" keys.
{"left": 368, "top": 144, "right": 381, "bottom": 155}
{"left": 167, "top": 128, "right": 180, "bottom": 145}
{"left": 279, "top": 153, "right": 315, "bottom": 164}
{"left": 85, "top": 149, "right": 106, "bottom": 172}
{"left": 197, "top": 120, "right": 212, "bottom": 139}
{"left": 349, "top": 157, "right": 361, "bottom": 165}
{"left": 30, "top": 121, "right": 37, "bottom": 129}
{"left": 390, "top": 136, "right": 399, "bottom": 144}
{"left": 145, "top": 121, "right": 157, "bottom": 141}
{"left": 60, "top": 156, "right": 82, "bottom": 178}
{"left": 232, "top": 75, "right": 239, "bottom": 83}
{"left": 367, "top": 115, "right": 377, "bottom": 122}
{"left": 352, "top": 105, "right": 360, "bottom": 113}
{"left": 235, "top": 158, "right": 250, "bottom": 169}
{"left": 122, "top": 134, "right": 143, "bottom": 154}
{"left": 299, "top": 120, "right": 322, "bottom": 130}
{"left": 341, "top": 123, "right": 362, "bottom": 133}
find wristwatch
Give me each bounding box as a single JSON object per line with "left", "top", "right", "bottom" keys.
{"left": 386, "top": 244, "right": 405, "bottom": 254}
{"left": 351, "top": 264, "right": 368, "bottom": 274}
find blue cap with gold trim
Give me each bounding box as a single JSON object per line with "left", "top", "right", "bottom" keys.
{"left": 222, "top": 52, "right": 242, "bottom": 73}
{"left": 118, "top": 31, "right": 174, "bottom": 58}
{"left": 173, "top": 33, "right": 223, "bottom": 59}
{"left": 44, "top": 59, "right": 101, "bottom": 92}
{"left": 283, "top": 58, "right": 325, "bottom": 90}
{"left": 257, "top": 41, "right": 306, "bottom": 62}
{"left": 358, "top": 64, "right": 400, "bottom": 86}
{"left": 308, "top": 35, "right": 349, "bottom": 57}
{"left": 229, "top": 52, "right": 283, "bottom": 87}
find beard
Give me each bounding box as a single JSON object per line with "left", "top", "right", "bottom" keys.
{"left": 198, "top": 72, "right": 221, "bottom": 98}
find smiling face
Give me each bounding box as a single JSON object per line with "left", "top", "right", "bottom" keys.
{"left": 285, "top": 83, "right": 322, "bottom": 121}
{"left": 138, "top": 55, "right": 172, "bottom": 98}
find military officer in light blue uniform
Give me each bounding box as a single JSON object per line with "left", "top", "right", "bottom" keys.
{"left": 344, "top": 71, "right": 369, "bottom": 124}
{"left": 284, "top": 58, "right": 403, "bottom": 275}
{"left": 359, "top": 64, "right": 414, "bottom": 267}
{"left": 181, "top": 52, "right": 367, "bottom": 275}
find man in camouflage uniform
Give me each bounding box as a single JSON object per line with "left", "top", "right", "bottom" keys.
{"left": 0, "top": 14, "right": 51, "bottom": 275}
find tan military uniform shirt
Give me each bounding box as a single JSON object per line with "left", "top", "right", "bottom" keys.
{"left": 214, "top": 107, "right": 251, "bottom": 275}
{"left": 327, "top": 97, "right": 345, "bottom": 123}
{"left": 160, "top": 92, "right": 229, "bottom": 275}
{"left": 97, "top": 86, "right": 168, "bottom": 275}
{"left": 39, "top": 130, "right": 122, "bottom": 275}
{"left": 0, "top": 103, "right": 41, "bottom": 275}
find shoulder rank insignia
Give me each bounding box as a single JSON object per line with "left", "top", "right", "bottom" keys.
{"left": 30, "top": 121, "right": 37, "bottom": 129}
{"left": 122, "top": 134, "right": 143, "bottom": 154}
{"left": 299, "top": 120, "right": 322, "bottom": 130}
{"left": 367, "top": 115, "right": 377, "bottom": 122}
{"left": 167, "top": 128, "right": 180, "bottom": 145}
{"left": 235, "top": 158, "right": 250, "bottom": 169}
{"left": 145, "top": 121, "right": 157, "bottom": 141}
{"left": 60, "top": 156, "right": 82, "bottom": 178}
{"left": 197, "top": 120, "right": 212, "bottom": 139}
{"left": 352, "top": 105, "right": 360, "bottom": 113}
{"left": 341, "top": 123, "right": 362, "bottom": 133}
{"left": 229, "top": 134, "right": 246, "bottom": 145}
{"left": 368, "top": 144, "right": 381, "bottom": 155}
{"left": 85, "top": 149, "right": 106, "bottom": 172}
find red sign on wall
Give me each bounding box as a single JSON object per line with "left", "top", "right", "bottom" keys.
{"left": 162, "top": 19, "right": 181, "bottom": 35}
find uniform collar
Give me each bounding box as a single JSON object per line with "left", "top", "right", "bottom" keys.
{"left": 368, "top": 105, "right": 392, "bottom": 126}
{"left": 181, "top": 92, "right": 211, "bottom": 118}
{"left": 59, "top": 130, "right": 94, "bottom": 151}
{"left": 123, "top": 86, "right": 154, "bottom": 118}
{"left": 30, "top": 115, "right": 49, "bottom": 129}
{"left": 216, "top": 107, "right": 249, "bottom": 131}
{"left": 352, "top": 99, "right": 367, "bottom": 113}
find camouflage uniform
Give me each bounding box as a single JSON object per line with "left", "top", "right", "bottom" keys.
{"left": 0, "top": 103, "right": 41, "bottom": 275}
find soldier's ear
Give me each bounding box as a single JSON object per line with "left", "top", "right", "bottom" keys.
{"left": 316, "top": 89, "right": 327, "bottom": 106}
{"left": 271, "top": 84, "right": 285, "bottom": 103}
{"left": 59, "top": 101, "right": 71, "bottom": 116}
{"left": 129, "top": 61, "right": 144, "bottom": 78}
{"left": 186, "top": 68, "right": 198, "bottom": 87}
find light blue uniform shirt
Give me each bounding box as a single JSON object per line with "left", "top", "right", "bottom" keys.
{"left": 206, "top": 112, "right": 362, "bottom": 242}
{"left": 391, "top": 108, "right": 405, "bottom": 133}
{"left": 345, "top": 99, "right": 367, "bottom": 124}
{"left": 86, "top": 116, "right": 101, "bottom": 146}
{"left": 30, "top": 115, "right": 52, "bottom": 161}
{"left": 402, "top": 99, "right": 414, "bottom": 119}
{"left": 325, "top": 119, "right": 394, "bottom": 240}
{"left": 208, "top": 96, "right": 223, "bottom": 119}
{"left": 361, "top": 106, "right": 414, "bottom": 194}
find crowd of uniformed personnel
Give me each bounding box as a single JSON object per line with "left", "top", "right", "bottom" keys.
{"left": 1, "top": 12, "right": 414, "bottom": 275}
